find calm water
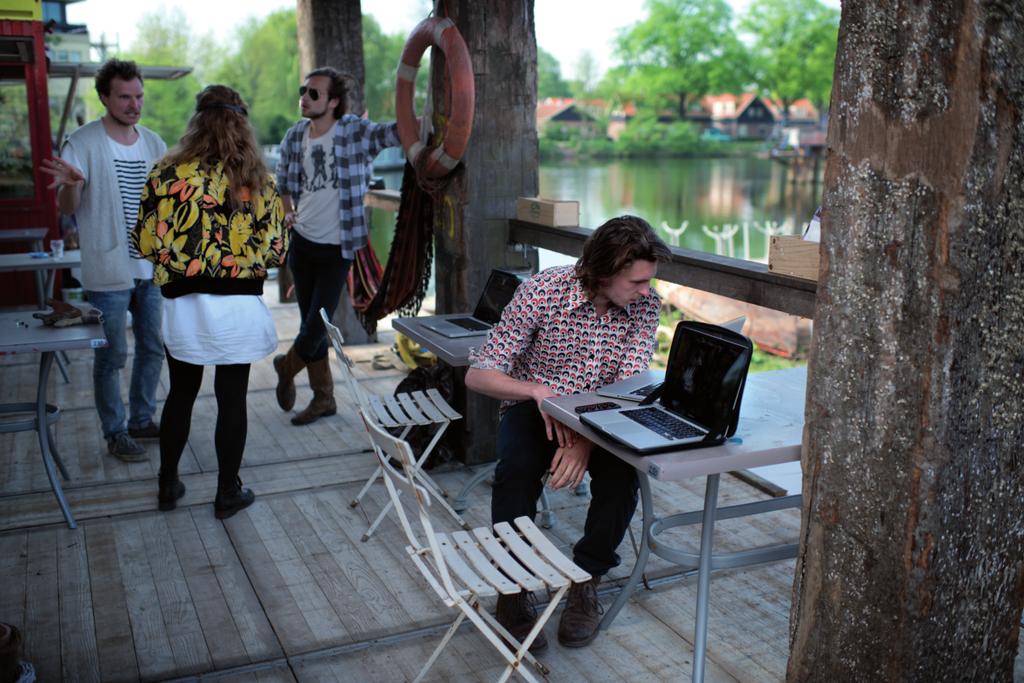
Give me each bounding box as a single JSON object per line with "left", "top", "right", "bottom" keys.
{"left": 539, "top": 157, "right": 822, "bottom": 265}
{"left": 373, "top": 156, "right": 822, "bottom": 269}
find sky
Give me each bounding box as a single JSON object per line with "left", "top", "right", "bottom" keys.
{"left": 64, "top": 0, "right": 754, "bottom": 80}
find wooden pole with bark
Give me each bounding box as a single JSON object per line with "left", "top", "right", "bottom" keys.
{"left": 292, "top": 0, "right": 375, "bottom": 342}
{"left": 429, "top": 0, "right": 540, "bottom": 463}
{"left": 788, "top": 2, "right": 1024, "bottom": 680}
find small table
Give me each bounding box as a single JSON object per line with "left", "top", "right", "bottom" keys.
{"left": 0, "top": 310, "right": 107, "bottom": 529}
{"left": 0, "top": 248, "right": 82, "bottom": 307}
{"left": 0, "top": 250, "right": 84, "bottom": 383}
{"left": 542, "top": 367, "right": 806, "bottom": 682}
{"left": 392, "top": 314, "right": 482, "bottom": 367}
{"left": 0, "top": 228, "right": 53, "bottom": 309}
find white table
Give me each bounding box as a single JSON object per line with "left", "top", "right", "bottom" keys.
{"left": 0, "top": 250, "right": 84, "bottom": 383}
{"left": 0, "top": 310, "right": 107, "bottom": 529}
{"left": 0, "top": 227, "right": 50, "bottom": 304}
{"left": 392, "top": 314, "right": 483, "bottom": 367}
{"left": 542, "top": 367, "right": 806, "bottom": 682}
{"left": 0, "top": 249, "right": 82, "bottom": 307}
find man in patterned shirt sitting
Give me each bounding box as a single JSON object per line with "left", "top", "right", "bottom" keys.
{"left": 466, "top": 215, "right": 671, "bottom": 651}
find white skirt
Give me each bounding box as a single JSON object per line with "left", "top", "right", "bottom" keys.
{"left": 161, "top": 292, "right": 277, "bottom": 366}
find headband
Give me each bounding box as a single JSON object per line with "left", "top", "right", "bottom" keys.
{"left": 197, "top": 102, "right": 248, "bottom": 116}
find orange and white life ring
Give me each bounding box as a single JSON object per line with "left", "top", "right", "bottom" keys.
{"left": 395, "top": 16, "right": 475, "bottom": 178}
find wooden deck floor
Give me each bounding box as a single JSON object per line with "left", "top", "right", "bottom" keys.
{"left": 4, "top": 293, "right": 1013, "bottom": 682}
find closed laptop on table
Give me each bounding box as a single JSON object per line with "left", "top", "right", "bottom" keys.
{"left": 581, "top": 321, "right": 752, "bottom": 454}
{"left": 422, "top": 269, "right": 524, "bottom": 339}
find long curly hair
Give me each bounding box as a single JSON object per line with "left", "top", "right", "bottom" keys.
{"left": 163, "top": 85, "right": 269, "bottom": 202}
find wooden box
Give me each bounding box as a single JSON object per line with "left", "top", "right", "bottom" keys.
{"left": 516, "top": 197, "right": 579, "bottom": 227}
{"left": 769, "top": 235, "right": 820, "bottom": 281}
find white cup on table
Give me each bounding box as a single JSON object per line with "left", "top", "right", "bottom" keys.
{"left": 50, "top": 239, "right": 64, "bottom": 259}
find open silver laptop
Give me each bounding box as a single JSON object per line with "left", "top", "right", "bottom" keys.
{"left": 581, "top": 323, "right": 751, "bottom": 454}
{"left": 595, "top": 317, "right": 745, "bottom": 402}
{"left": 421, "top": 269, "right": 524, "bottom": 339}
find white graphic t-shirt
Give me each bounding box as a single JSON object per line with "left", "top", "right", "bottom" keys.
{"left": 295, "top": 124, "right": 342, "bottom": 245}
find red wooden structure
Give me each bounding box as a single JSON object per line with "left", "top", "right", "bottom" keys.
{"left": 0, "top": 12, "right": 60, "bottom": 305}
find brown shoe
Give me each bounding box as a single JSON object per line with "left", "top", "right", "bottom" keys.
{"left": 273, "top": 347, "right": 305, "bottom": 411}
{"left": 291, "top": 357, "right": 337, "bottom": 425}
{"left": 495, "top": 592, "right": 548, "bottom": 653}
{"left": 557, "top": 577, "right": 603, "bottom": 647}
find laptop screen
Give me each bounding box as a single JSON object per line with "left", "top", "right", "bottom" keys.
{"left": 472, "top": 270, "right": 523, "bottom": 324}
{"left": 661, "top": 326, "right": 748, "bottom": 430}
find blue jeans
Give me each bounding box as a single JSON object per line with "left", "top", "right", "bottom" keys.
{"left": 86, "top": 279, "right": 164, "bottom": 438}
{"left": 288, "top": 232, "right": 352, "bottom": 363}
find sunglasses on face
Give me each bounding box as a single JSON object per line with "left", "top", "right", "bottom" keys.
{"left": 299, "top": 85, "right": 323, "bottom": 101}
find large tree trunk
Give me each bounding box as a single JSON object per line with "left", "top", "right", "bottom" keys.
{"left": 430, "top": 0, "right": 539, "bottom": 464}
{"left": 788, "top": 2, "right": 1024, "bottom": 681}
{"left": 295, "top": 0, "right": 374, "bottom": 342}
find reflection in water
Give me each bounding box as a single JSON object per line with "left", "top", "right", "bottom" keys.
{"left": 540, "top": 157, "right": 822, "bottom": 263}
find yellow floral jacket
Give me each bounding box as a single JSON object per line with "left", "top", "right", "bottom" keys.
{"left": 131, "top": 159, "right": 287, "bottom": 298}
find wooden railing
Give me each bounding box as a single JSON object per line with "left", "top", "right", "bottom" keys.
{"left": 508, "top": 219, "right": 817, "bottom": 319}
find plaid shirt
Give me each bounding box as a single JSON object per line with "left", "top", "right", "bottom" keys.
{"left": 470, "top": 264, "right": 661, "bottom": 413}
{"left": 275, "top": 115, "right": 400, "bottom": 259}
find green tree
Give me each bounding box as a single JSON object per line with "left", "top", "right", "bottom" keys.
{"left": 537, "top": 47, "right": 571, "bottom": 99}
{"left": 210, "top": 9, "right": 300, "bottom": 145}
{"left": 569, "top": 50, "right": 600, "bottom": 101}
{"left": 361, "top": 15, "right": 406, "bottom": 119}
{"left": 741, "top": 0, "right": 839, "bottom": 122}
{"left": 614, "top": 0, "right": 750, "bottom": 118}
{"left": 124, "top": 9, "right": 205, "bottom": 144}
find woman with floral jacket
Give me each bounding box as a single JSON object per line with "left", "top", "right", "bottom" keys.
{"left": 132, "top": 84, "right": 287, "bottom": 519}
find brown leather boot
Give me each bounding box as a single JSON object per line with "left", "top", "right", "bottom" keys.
{"left": 273, "top": 347, "right": 305, "bottom": 411}
{"left": 557, "top": 576, "right": 603, "bottom": 647}
{"left": 291, "top": 357, "right": 337, "bottom": 425}
{"left": 495, "top": 592, "right": 548, "bottom": 653}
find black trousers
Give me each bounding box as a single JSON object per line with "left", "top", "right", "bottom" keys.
{"left": 288, "top": 232, "right": 352, "bottom": 363}
{"left": 491, "top": 400, "right": 640, "bottom": 577}
{"left": 159, "top": 350, "right": 251, "bottom": 491}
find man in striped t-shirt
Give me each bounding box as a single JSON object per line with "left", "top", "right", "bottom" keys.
{"left": 42, "top": 59, "right": 167, "bottom": 461}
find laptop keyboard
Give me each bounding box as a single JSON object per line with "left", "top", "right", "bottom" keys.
{"left": 622, "top": 407, "right": 704, "bottom": 440}
{"left": 451, "top": 318, "right": 490, "bottom": 331}
{"left": 629, "top": 382, "right": 662, "bottom": 397}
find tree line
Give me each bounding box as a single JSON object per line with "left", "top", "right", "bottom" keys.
{"left": 96, "top": 0, "right": 837, "bottom": 147}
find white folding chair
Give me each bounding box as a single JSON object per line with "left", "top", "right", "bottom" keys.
{"left": 320, "top": 309, "right": 468, "bottom": 540}
{"left": 360, "top": 409, "right": 590, "bottom": 683}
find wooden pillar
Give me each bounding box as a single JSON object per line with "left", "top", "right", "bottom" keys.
{"left": 788, "top": 1, "right": 1024, "bottom": 679}
{"left": 430, "top": 0, "right": 540, "bottom": 464}
{"left": 294, "top": 0, "right": 375, "bottom": 342}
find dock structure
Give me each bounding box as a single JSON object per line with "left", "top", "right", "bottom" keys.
{"left": 0, "top": 291, "right": 816, "bottom": 682}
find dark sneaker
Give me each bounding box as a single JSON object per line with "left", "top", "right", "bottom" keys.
{"left": 157, "top": 478, "right": 186, "bottom": 511}
{"left": 128, "top": 421, "right": 160, "bottom": 439}
{"left": 214, "top": 479, "right": 255, "bottom": 520}
{"left": 106, "top": 432, "right": 147, "bottom": 462}
{"left": 557, "top": 577, "right": 603, "bottom": 648}
{"left": 495, "top": 591, "right": 548, "bottom": 653}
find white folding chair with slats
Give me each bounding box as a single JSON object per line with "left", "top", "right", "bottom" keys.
{"left": 360, "top": 409, "right": 590, "bottom": 683}
{"left": 320, "top": 309, "right": 468, "bottom": 540}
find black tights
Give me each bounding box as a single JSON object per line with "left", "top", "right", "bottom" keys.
{"left": 159, "top": 350, "right": 251, "bottom": 491}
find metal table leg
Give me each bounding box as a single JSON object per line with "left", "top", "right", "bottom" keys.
{"left": 691, "top": 474, "right": 720, "bottom": 683}
{"left": 0, "top": 352, "right": 75, "bottom": 528}
{"left": 601, "top": 472, "right": 656, "bottom": 628}
{"left": 35, "top": 352, "right": 75, "bottom": 528}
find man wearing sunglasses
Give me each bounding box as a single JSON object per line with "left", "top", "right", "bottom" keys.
{"left": 274, "top": 67, "right": 402, "bottom": 426}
